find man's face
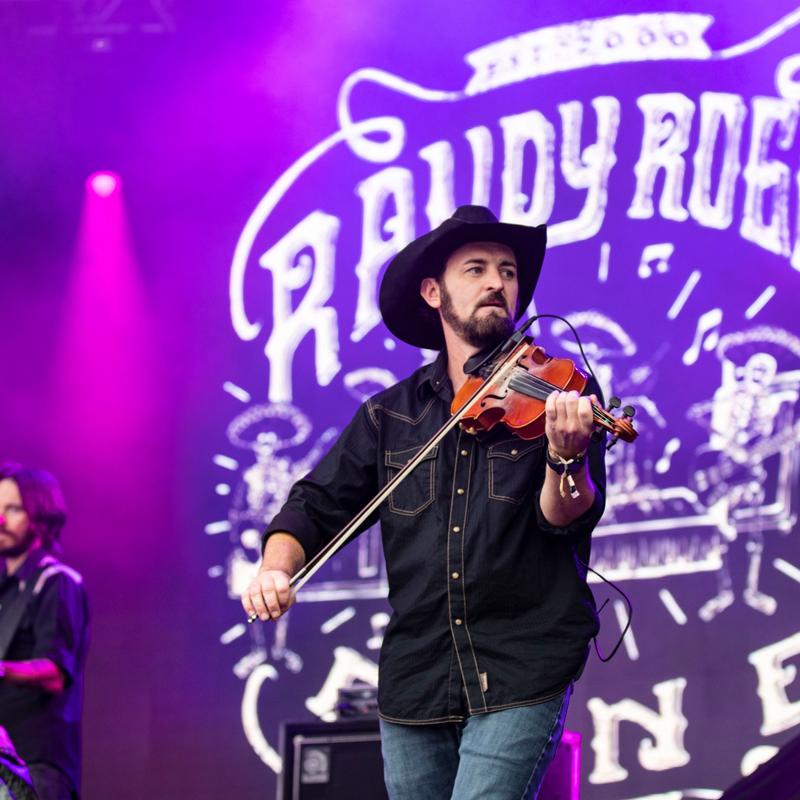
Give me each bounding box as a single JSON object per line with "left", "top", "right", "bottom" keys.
{"left": 423, "top": 241, "right": 519, "bottom": 349}
{"left": 0, "top": 478, "right": 36, "bottom": 559}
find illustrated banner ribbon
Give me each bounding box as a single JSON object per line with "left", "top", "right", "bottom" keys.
{"left": 464, "top": 13, "right": 715, "bottom": 95}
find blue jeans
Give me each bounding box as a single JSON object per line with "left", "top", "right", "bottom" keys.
{"left": 380, "top": 685, "right": 571, "bottom": 800}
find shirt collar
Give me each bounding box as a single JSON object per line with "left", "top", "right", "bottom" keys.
{"left": 417, "top": 340, "right": 505, "bottom": 401}
{"left": 417, "top": 350, "right": 449, "bottom": 399}
{"left": 5, "top": 546, "right": 52, "bottom": 585}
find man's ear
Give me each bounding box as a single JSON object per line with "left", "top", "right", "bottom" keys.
{"left": 420, "top": 277, "right": 441, "bottom": 309}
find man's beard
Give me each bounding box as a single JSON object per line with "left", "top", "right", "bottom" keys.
{"left": 439, "top": 282, "right": 515, "bottom": 348}
{"left": 0, "top": 527, "right": 37, "bottom": 559}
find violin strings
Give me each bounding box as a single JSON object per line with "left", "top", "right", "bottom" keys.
{"left": 509, "top": 369, "right": 593, "bottom": 405}
{"left": 510, "top": 369, "right": 573, "bottom": 395}
{"left": 490, "top": 362, "right": 620, "bottom": 428}
{"left": 488, "top": 361, "right": 578, "bottom": 401}
{"left": 509, "top": 369, "right": 562, "bottom": 394}
{"left": 507, "top": 375, "right": 551, "bottom": 400}
{"left": 508, "top": 370, "right": 618, "bottom": 427}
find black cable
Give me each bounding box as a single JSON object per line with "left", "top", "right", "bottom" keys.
{"left": 526, "top": 311, "right": 633, "bottom": 662}
{"left": 572, "top": 550, "right": 633, "bottom": 663}
{"left": 528, "top": 313, "right": 600, "bottom": 389}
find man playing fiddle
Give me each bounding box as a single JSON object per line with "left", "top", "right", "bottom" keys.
{"left": 242, "top": 206, "right": 605, "bottom": 799}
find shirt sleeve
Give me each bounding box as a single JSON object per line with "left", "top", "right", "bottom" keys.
{"left": 31, "top": 572, "right": 89, "bottom": 685}
{"left": 263, "top": 401, "right": 380, "bottom": 562}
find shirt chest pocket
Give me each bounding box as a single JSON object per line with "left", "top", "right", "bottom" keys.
{"left": 487, "top": 438, "right": 545, "bottom": 504}
{"left": 384, "top": 444, "right": 439, "bottom": 516}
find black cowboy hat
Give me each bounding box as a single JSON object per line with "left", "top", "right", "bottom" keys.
{"left": 379, "top": 205, "right": 547, "bottom": 350}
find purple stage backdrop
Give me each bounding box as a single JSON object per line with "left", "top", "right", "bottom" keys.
{"left": 2, "top": 2, "right": 800, "bottom": 798}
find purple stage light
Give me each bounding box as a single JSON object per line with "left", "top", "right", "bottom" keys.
{"left": 87, "top": 171, "right": 120, "bottom": 197}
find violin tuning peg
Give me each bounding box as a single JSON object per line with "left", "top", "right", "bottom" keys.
{"left": 622, "top": 405, "right": 635, "bottom": 418}
{"left": 606, "top": 396, "right": 621, "bottom": 412}
{"left": 606, "top": 435, "right": 620, "bottom": 451}
{"left": 590, "top": 429, "right": 604, "bottom": 444}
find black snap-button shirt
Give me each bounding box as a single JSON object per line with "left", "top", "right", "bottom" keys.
{"left": 265, "top": 352, "right": 606, "bottom": 723}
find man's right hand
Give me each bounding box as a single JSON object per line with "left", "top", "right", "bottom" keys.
{"left": 241, "top": 569, "right": 295, "bottom": 622}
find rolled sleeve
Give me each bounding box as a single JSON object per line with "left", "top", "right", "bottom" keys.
{"left": 537, "top": 380, "right": 608, "bottom": 540}
{"left": 534, "top": 482, "right": 605, "bottom": 538}
{"left": 264, "top": 509, "right": 319, "bottom": 563}
{"left": 31, "top": 573, "right": 89, "bottom": 685}
{"left": 262, "top": 401, "right": 380, "bottom": 560}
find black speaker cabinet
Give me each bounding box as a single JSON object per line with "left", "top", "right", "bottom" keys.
{"left": 278, "top": 719, "right": 581, "bottom": 800}
{"left": 278, "top": 718, "right": 388, "bottom": 800}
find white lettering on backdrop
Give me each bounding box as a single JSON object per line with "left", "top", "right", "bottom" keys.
{"left": 236, "top": 88, "right": 800, "bottom": 402}
{"left": 748, "top": 631, "right": 800, "bottom": 736}
{"left": 587, "top": 677, "right": 690, "bottom": 784}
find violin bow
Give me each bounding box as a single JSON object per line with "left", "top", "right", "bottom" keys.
{"left": 247, "top": 338, "right": 531, "bottom": 622}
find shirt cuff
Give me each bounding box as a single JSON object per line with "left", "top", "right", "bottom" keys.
{"left": 34, "top": 648, "right": 76, "bottom": 685}
{"left": 534, "top": 488, "right": 605, "bottom": 538}
{"left": 263, "top": 509, "right": 319, "bottom": 561}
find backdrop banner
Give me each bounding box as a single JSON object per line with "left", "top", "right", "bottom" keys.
{"left": 207, "top": 9, "right": 800, "bottom": 799}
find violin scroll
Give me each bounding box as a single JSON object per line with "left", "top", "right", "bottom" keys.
{"left": 602, "top": 396, "right": 637, "bottom": 449}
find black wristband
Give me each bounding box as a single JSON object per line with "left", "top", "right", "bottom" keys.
{"left": 545, "top": 448, "right": 587, "bottom": 474}
{"left": 545, "top": 448, "right": 587, "bottom": 499}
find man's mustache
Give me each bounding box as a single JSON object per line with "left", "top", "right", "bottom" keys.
{"left": 477, "top": 291, "right": 507, "bottom": 311}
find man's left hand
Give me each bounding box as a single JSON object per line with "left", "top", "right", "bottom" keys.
{"left": 545, "top": 390, "right": 597, "bottom": 458}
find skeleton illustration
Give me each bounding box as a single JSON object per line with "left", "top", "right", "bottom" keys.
{"left": 688, "top": 329, "right": 800, "bottom": 621}
{"left": 223, "top": 403, "right": 336, "bottom": 668}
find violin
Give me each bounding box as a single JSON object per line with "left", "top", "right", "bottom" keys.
{"left": 453, "top": 336, "right": 637, "bottom": 447}
{"left": 248, "top": 334, "right": 637, "bottom": 621}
